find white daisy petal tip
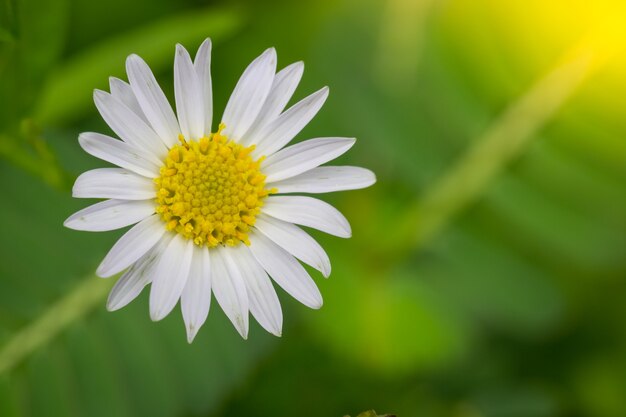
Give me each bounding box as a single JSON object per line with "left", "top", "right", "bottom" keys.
{"left": 150, "top": 308, "right": 166, "bottom": 322}
{"left": 265, "top": 313, "right": 283, "bottom": 337}
{"left": 318, "top": 85, "right": 330, "bottom": 101}
{"left": 108, "top": 76, "right": 119, "bottom": 90}
{"left": 266, "top": 307, "right": 283, "bottom": 336}
{"left": 124, "top": 55, "right": 143, "bottom": 77}
{"left": 175, "top": 43, "right": 191, "bottom": 58}
{"left": 199, "top": 37, "right": 212, "bottom": 49}
{"left": 106, "top": 272, "right": 143, "bottom": 312}
{"left": 349, "top": 166, "right": 377, "bottom": 186}
{"left": 174, "top": 46, "right": 184, "bottom": 60}
{"left": 125, "top": 53, "right": 141, "bottom": 66}
{"left": 257, "top": 47, "right": 278, "bottom": 74}
{"left": 367, "top": 169, "right": 377, "bottom": 186}
{"left": 264, "top": 46, "right": 277, "bottom": 60}
{"left": 322, "top": 264, "right": 331, "bottom": 278}
{"left": 267, "top": 324, "right": 282, "bottom": 338}
{"left": 92, "top": 88, "right": 106, "bottom": 103}
{"left": 150, "top": 307, "right": 171, "bottom": 323}
{"left": 284, "top": 60, "right": 304, "bottom": 77}
{"left": 186, "top": 323, "right": 200, "bottom": 344}
{"left": 96, "top": 258, "right": 121, "bottom": 279}
{"left": 108, "top": 76, "right": 130, "bottom": 93}
{"left": 95, "top": 264, "right": 113, "bottom": 279}
{"left": 234, "top": 315, "right": 249, "bottom": 339}
{"left": 63, "top": 212, "right": 83, "bottom": 229}
{"left": 70, "top": 174, "right": 83, "bottom": 198}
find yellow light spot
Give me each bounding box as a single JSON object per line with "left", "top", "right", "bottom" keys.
{"left": 155, "top": 124, "right": 271, "bottom": 247}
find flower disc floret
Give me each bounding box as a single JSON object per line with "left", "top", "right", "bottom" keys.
{"left": 155, "top": 125, "right": 270, "bottom": 247}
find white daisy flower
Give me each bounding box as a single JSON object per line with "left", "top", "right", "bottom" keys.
{"left": 64, "top": 39, "right": 376, "bottom": 342}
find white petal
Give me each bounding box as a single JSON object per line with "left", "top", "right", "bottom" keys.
{"left": 109, "top": 77, "right": 148, "bottom": 123}
{"left": 242, "top": 61, "right": 304, "bottom": 144}
{"left": 72, "top": 168, "right": 156, "bottom": 200}
{"left": 93, "top": 90, "right": 167, "bottom": 162}
{"left": 174, "top": 44, "right": 205, "bottom": 140}
{"left": 221, "top": 48, "right": 276, "bottom": 141}
{"left": 230, "top": 245, "right": 282, "bottom": 336}
{"left": 210, "top": 247, "right": 249, "bottom": 339}
{"left": 126, "top": 54, "right": 181, "bottom": 147}
{"left": 64, "top": 199, "right": 155, "bottom": 232}
{"left": 78, "top": 132, "right": 160, "bottom": 178}
{"left": 263, "top": 137, "right": 355, "bottom": 182}
{"left": 149, "top": 234, "right": 194, "bottom": 321}
{"left": 97, "top": 214, "right": 166, "bottom": 278}
{"left": 262, "top": 196, "right": 351, "bottom": 238}
{"left": 254, "top": 214, "right": 331, "bottom": 277}
{"left": 181, "top": 245, "right": 212, "bottom": 343}
{"left": 248, "top": 232, "right": 322, "bottom": 309}
{"left": 250, "top": 86, "right": 329, "bottom": 157}
{"left": 269, "top": 166, "right": 376, "bottom": 194}
{"left": 107, "top": 234, "right": 171, "bottom": 311}
{"left": 194, "top": 38, "right": 213, "bottom": 136}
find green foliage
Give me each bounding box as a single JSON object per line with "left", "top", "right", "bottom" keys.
{"left": 34, "top": 7, "right": 243, "bottom": 126}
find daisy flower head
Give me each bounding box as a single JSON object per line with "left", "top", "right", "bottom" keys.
{"left": 65, "top": 39, "right": 376, "bottom": 342}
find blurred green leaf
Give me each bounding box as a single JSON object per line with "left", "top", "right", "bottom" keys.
{"left": 0, "top": 26, "right": 13, "bottom": 43}
{"left": 425, "top": 228, "right": 564, "bottom": 336}
{"left": 0, "top": 0, "right": 69, "bottom": 127}
{"left": 309, "top": 234, "right": 470, "bottom": 376}
{"left": 34, "top": 6, "right": 244, "bottom": 125}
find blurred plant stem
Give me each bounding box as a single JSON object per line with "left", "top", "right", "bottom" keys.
{"left": 0, "top": 277, "right": 113, "bottom": 374}
{"left": 392, "top": 40, "right": 604, "bottom": 257}
{"left": 375, "top": 0, "right": 436, "bottom": 95}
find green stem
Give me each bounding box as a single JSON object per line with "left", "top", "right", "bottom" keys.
{"left": 395, "top": 43, "right": 599, "bottom": 254}
{"left": 0, "top": 277, "right": 113, "bottom": 375}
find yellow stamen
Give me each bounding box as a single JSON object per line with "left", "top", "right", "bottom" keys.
{"left": 154, "top": 124, "right": 271, "bottom": 247}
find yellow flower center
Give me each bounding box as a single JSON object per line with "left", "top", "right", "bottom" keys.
{"left": 155, "top": 124, "right": 270, "bottom": 247}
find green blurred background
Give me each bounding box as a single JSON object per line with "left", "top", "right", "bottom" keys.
{"left": 1, "top": 0, "right": 626, "bottom": 416}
